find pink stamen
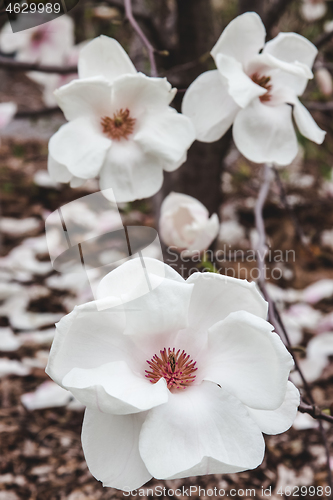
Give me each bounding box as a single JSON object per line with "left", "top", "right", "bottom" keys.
{"left": 145, "top": 347, "right": 197, "bottom": 390}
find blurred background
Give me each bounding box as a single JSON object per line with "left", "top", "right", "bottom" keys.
{"left": 0, "top": 0, "right": 333, "bottom": 498}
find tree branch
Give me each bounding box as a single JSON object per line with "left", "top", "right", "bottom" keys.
{"left": 123, "top": 0, "right": 157, "bottom": 77}
{"left": 315, "top": 29, "right": 333, "bottom": 50}
{"left": 0, "top": 55, "right": 77, "bottom": 74}
{"left": 254, "top": 163, "right": 333, "bottom": 491}
{"left": 299, "top": 403, "right": 333, "bottom": 424}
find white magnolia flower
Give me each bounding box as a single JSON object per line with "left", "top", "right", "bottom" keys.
{"left": 301, "top": 0, "right": 327, "bottom": 22}
{"left": 182, "top": 12, "right": 325, "bottom": 166}
{"left": 0, "top": 16, "right": 74, "bottom": 65}
{"left": 159, "top": 192, "right": 219, "bottom": 257}
{"left": 47, "top": 36, "right": 195, "bottom": 201}
{"left": 46, "top": 257, "right": 299, "bottom": 491}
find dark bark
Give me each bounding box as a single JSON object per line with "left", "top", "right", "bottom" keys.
{"left": 238, "top": 0, "right": 265, "bottom": 16}
{"left": 161, "top": 0, "right": 231, "bottom": 219}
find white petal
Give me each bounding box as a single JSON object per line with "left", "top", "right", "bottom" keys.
{"left": 99, "top": 141, "right": 164, "bottom": 203}
{"left": 0, "top": 102, "right": 17, "bottom": 129}
{"left": 204, "top": 311, "right": 294, "bottom": 410}
{"left": 55, "top": 77, "right": 112, "bottom": 121}
{"left": 0, "top": 327, "right": 21, "bottom": 351}
{"left": 139, "top": 381, "right": 265, "bottom": 479}
{"left": 264, "top": 32, "right": 317, "bottom": 70}
{"left": 183, "top": 214, "right": 220, "bottom": 256}
{"left": 264, "top": 33, "right": 317, "bottom": 95}
{"left": 292, "top": 98, "right": 326, "bottom": 144}
{"left": 45, "top": 301, "right": 132, "bottom": 387}
{"left": 21, "top": 381, "right": 73, "bottom": 410}
{"left": 185, "top": 272, "right": 268, "bottom": 336}
{"left": 111, "top": 73, "right": 177, "bottom": 113}
{"left": 70, "top": 176, "right": 86, "bottom": 188}
{"left": 181, "top": 70, "right": 239, "bottom": 142}
{"left": 216, "top": 54, "right": 267, "bottom": 108}
{"left": 63, "top": 360, "right": 168, "bottom": 414}
{"left": 302, "top": 279, "right": 333, "bottom": 303}
{"left": 302, "top": 1, "right": 327, "bottom": 21}
{"left": 78, "top": 35, "right": 137, "bottom": 83}
{"left": 134, "top": 108, "right": 195, "bottom": 166}
{"left": 246, "top": 382, "right": 300, "bottom": 434}
{"left": 49, "top": 118, "right": 111, "bottom": 179}
{"left": 47, "top": 154, "right": 72, "bottom": 183}
{"left": 82, "top": 408, "right": 152, "bottom": 490}
{"left": 233, "top": 99, "right": 298, "bottom": 166}
{"left": 211, "top": 12, "right": 266, "bottom": 66}
{"left": 96, "top": 258, "right": 193, "bottom": 365}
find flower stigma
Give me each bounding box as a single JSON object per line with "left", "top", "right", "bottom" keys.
{"left": 101, "top": 109, "right": 136, "bottom": 140}
{"left": 145, "top": 347, "right": 197, "bottom": 390}
{"left": 251, "top": 73, "right": 272, "bottom": 102}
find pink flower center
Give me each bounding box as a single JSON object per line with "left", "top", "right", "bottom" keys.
{"left": 145, "top": 348, "right": 197, "bottom": 390}
{"left": 101, "top": 109, "right": 136, "bottom": 141}
{"left": 251, "top": 73, "right": 272, "bottom": 102}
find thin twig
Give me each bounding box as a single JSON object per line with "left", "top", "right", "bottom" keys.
{"left": 254, "top": 163, "right": 333, "bottom": 492}
{"left": 0, "top": 56, "right": 77, "bottom": 74}
{"left": 15, "top": 107, "right": 62, "bottom": 118}
{"left": 123, "top": 0, "right": 157, "bottom": 77}
{"left": 315, "top": 29, "right": 333, "bottom": 50}
{"left": 273, "top": 166, "right": 309, "bottom": 247}
{"left": 299, "top": 403, "right": 333, "bottom": 424}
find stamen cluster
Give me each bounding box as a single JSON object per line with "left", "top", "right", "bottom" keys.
{"left": 101, "top": 108, "right": 136, "bottom": 140}
{"left": 251, "top": 73, "right": 272, "bottom": 102}
{"left": 145, "top": 347, "right": 197, "bottom": 390}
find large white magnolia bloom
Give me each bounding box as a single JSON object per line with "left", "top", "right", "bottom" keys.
{"left": 159, "top": 192, "right": 219, "bottom": 257}
{"left": 182, "top": 12, "right": 326, "bottom": 166}
{"left": 47, "top": 36, "right": 195, "bottom": 201}
{"left": 46, "top": 258, "right": 299, "bottom": 491}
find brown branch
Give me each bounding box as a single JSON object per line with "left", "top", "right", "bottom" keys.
{"left": 0, "top": 56, "right": 77, "bottom": 74}
{"left": 254, "top": 163, "right": 333, "bottom": 491}
{"left": 123, "top": 0, "right": 157, "bottom": 77}
{"left": 15, "top": 106, "right": 62, "bottom": 118}
{"left": 299, "top": 403, "right": 333, "bottom": 424}
{"left": 315, "top": 29, "right": 333, "bottom": 50}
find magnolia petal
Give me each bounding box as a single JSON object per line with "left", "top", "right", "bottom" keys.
{"left": 246, "top": 382, "right": 300, "bottom": 434}
{"left": 99, "top": 141, "right": 164, "bottom": 202}
{"left": 181, "top": 70, "right": 239, "bottom": 142}
{"left": 47, "top": 154, "right": 72, "bottom": 183}
{"left": 292, "top": 98, "right": 326, "bottom": 144}
{"left": 264, "top": 32, "right": 317, "bottom": 70}
{"left": 233, "top": 99, "right": 298, "bottom": 166}
{"left": 216, "top": 54, "right": 267, "bottom": 108}
{"left": 96, "top": 258, "right": 193, "bottom": 367}
{"left": 204, "top": 311, "right": 294, "bottom": 410}
{"left": 111, "top": 73, "right": 177, "bottom": 113}
{"left": 63, "top": 361, "right": 168, "bottom": 414}
{"left": 55, "top": 77, "right": 112, "bottom": 121}
{"left": 78, "top": 35, "right": 137, "bottom": 83}
{"left": 139, "top": 381, "right": 265, "bottom": 479}
{"left": 82, "top": 408, "right": 152, "bottom": 490}
{"left": 185, "top": 272, "right": 267, "bottom": 336}
{"left": 211, "top": 12, "right": 266, "bottom": 66}
{"left": 45, "top": 301, "right": 136, "bottom": 387}
{"left": 49, "top": 117, "right": 111, "bottom": 179}
{"left": 183, "top": 213, "right": 220, "bottom": 257}
{"left": 134, "top": 108, "right": 195, "bottom": 166}
{"left": 264, "top": 33, "right": 317, "bottom": 95}
{"left": 70, "top": 176, "right": 86, "bottom": 188}
{"left": 0, "top": 102, "right": 17, "bottom": 129}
